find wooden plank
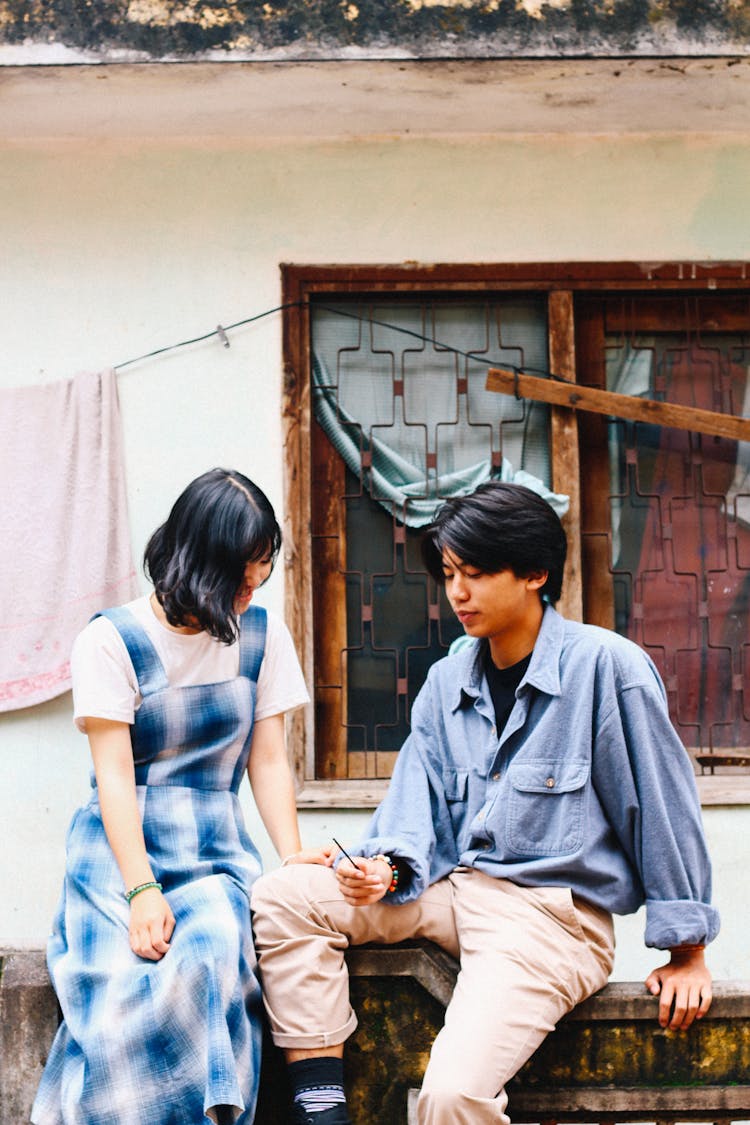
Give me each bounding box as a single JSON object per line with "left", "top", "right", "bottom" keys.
{"left": 547, "top": 291, "right": 582, "bottom": 622}
{"left": 281, "top": 269, "right": 314, "bottom": 788}
{"left": 486, "top": 368, "right": 750, "bottom": 443}
{"left": 311, "top": 421, "right": 346, "bottom": 536}
{"left": 311, "top": 421, "right": 349, "bottom": 779}
{"left": 604, "top": 293, "right": 750, "bottom": 333}
{"left": 282, "top": 261, "right": 750, "bottom": 294}
{"left": 374, "top": 750, "right": 399, "bottom": 778}
{"left": 311, "top": 537, "right": 347, "bottom": 683}
{"left": 294, "top": 778, "right": 390, "bottom": 808}
{"left": 575, "top": 299, "right": 616, "bottom": 631}
{"left": 696, "top": 774, "right": 750, "bottom": 806}
{"left": 310, "top": 536, "right": 348, "bottom": 778}
{"left": 313, "top": 687, "right": 347, "bottom": 780}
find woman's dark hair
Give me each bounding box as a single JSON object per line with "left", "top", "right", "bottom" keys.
{"left": 144, "top": 468, "right": 282, "bottom": 643}
{"left": 421, "top": 481, "right": 567, "bottom": 604}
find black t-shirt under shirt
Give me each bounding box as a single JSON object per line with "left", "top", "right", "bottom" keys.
{"left": 483, "top": 648, "right": 532, "bottom": 736}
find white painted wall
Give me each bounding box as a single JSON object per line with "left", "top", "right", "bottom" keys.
{"left": 2, "top": 130, "right": 749, "bottom": 985}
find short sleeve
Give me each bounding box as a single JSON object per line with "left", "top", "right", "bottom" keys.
{"left": 70, "top": 616, "right": 139, "bottom": 732}
{"left": 254, "top": 611, "right": 310, "bottom": 721}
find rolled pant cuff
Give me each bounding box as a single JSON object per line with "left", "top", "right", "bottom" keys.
{"left": 269, "top": 1012, "right": 359, "bottom": 1050}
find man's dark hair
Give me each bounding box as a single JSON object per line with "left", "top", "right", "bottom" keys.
{"left": 421, "top": 481, "right": 567, "bottom": 604}
{"left": 144, "top": 467, "right": 281, "bottom": 643}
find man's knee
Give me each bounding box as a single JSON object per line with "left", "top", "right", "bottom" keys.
{"left": 251, "top": 864, "right": 340, "bottom": 944}
{"left": 253, "top": 863, "right": 333, "bottom": 908}
{"left": 252, "top": 866, "right": 313, "bottom": 942}
{"left": 251, "top": 867, "right": 286, "bottom": 912}
{"left": 250, "top": 868, "right": 287, "bottom": 929}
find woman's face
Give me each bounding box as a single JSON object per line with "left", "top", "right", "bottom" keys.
{"left": 233, "top": 554, "right": 273, "bottom": 614}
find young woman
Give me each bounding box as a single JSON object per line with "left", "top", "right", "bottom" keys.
{"left": 32, "top": 468, "right": 332, "bottom": 1125}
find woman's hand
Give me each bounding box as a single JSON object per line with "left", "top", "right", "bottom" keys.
{"left": 128, "top": 887, "right": 175, "bottom": 961}
{"left": 282, "top": 844, "right": 338, "bottom": 867}
{"left": 335, "top": 855, "right": 392, "bottom": 907}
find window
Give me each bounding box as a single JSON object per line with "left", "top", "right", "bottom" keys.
{"left": 281, "top": 265, "right": 750, "bottom": 806}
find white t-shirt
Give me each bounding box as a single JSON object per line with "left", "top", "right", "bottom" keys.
{"left": 71, "top": 596, "right": 309, "bottom": 733}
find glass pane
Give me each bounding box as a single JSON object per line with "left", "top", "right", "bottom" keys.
{"left": 311, "top": 296, "right": 551, "bottom": 776}
{"left": 313, "top": 298, "right": 552, "bottom": 521}
{"left": 605, "top": 331, "right": 750, "bottom": 755}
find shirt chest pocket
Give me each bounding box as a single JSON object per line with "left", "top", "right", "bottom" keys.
{"left": 505, "top": 759, "right": 589, "bottom": 858}
{"left": 444, "top": 767, "right": 468, "bottom": 802}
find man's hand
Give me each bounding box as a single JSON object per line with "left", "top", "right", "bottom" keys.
{"left": 129, "top": 887, "right": 175, "bottom": 961}
{"left": 645, "top": 946, "right": 712, "bottom": 1030}
{"left": 335, "top": 855, "right": 392, "bottom": 907}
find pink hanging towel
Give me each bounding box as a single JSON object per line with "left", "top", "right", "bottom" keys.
{"left": 0, "top": 368, "right": 139, "bottom": 711}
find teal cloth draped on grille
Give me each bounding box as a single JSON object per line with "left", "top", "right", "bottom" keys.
{"left": 312, "top": 353, "right": 569, "bottom": 527}
{"left": 32, "top": 605, "right": 268, "bottom": 1125}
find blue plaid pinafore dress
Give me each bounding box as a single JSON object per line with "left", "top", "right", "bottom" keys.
{"left": 32, "top": 604, "right": 269, "bottom": 1125}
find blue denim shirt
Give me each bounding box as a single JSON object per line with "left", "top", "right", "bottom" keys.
{"left": 357, "top": 605, "right": 720, "bottom": 950}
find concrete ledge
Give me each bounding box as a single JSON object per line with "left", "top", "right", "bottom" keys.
{"left": 346, "top": 943, "right": 750, "bottom": 1123}
{"left": 0, "top": 951, "right": 59, "bottom": 1125}
{"left": 347, "top": 939, "right": 750, "bottom": 1017}
{"left": 4, "top": 946, "right": 750, "bottom": 1124}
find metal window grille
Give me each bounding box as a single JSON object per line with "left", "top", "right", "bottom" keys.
{"left": 310, "top": 297, "right": 551, "bottom": 778}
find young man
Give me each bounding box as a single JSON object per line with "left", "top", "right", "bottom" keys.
{"left": 251, "top": 482, "right": 719, "bottom": 1125}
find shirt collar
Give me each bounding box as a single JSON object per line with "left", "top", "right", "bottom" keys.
{"left": 450, "top": 603, "right": 564, "bottom": 712}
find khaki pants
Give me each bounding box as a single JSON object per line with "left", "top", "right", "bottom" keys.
{"left": 251, "top": 865, "right": 614, "bottom": 1125}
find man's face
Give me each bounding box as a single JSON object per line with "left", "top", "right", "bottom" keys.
{"left": 441, "top": 547, "right": 547, "bottom": 662}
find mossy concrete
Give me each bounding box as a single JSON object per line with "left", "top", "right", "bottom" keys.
{"left": 1, "top": 0, "right": 750, "bottom": 61}
{"left": 256, "top": 946, "right": 750, "bottom": 1123}
{"left": 4, "top": 945, "right": 750, "bottom": 1125}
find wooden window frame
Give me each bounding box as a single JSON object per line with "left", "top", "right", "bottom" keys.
{"left": 281, "top": 262, "right": 750, "bottom": 808}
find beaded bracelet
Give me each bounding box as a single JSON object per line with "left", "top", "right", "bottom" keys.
{"left": 373, "top": 854, "right": 399, "bottom": 894}
{"left": 125, "top": 880, "right": 163, "bottom": 903}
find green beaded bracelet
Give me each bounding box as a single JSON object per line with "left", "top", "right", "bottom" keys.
{"left": 125, "top": 880, "right": 163, "bottom": 903}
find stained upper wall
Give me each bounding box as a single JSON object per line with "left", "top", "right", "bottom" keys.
{"left": 1, "top": 0, "right": 750, "bottom": 63}
{"left": 1, "top": 57, "right": 748, "bottom": 145}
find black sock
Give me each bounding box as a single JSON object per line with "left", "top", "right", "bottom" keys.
{"left": 289, "top": 1056, "right": 347, "bottom": 1116}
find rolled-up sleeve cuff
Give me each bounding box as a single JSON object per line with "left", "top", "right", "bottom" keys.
{"left": 357, "top": 837, "right": 430, "bottom": 905}
{"left": 644, "top": 899, "right": 721, "bottom": 949}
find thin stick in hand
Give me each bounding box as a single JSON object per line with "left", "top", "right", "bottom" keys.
{"left": 332, "top": 837, "right": 361, "bottom": 871}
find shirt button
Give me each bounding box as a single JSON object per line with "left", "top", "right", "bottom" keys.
{"left": 492, "top": 772, "right": 501, "bottom": 781}
{"left": 546, "top": 777, "right": 555, "bottom": 788}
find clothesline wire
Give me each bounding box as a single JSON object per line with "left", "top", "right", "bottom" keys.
{"left": 114, "top": 298, "right": 573, "bottom": 384}
{"left": 114, "top": 302, "right": 302, "bottom": 371}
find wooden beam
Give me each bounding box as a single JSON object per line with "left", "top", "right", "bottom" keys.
{"left": 547, "top": 291, "right": 582, "bottom": 622}
{"left": 281, "top": 270, "right": 315, "bottom": 788}
{"left": 574, "top": 299, "right": 616, "bottom": 631}
{"left": 486, "top": 368, "right": 750, "bottom": 443}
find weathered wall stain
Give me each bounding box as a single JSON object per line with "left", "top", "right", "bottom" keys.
{"left": 1, "top": 0, "right": 749, "bottom": 58}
